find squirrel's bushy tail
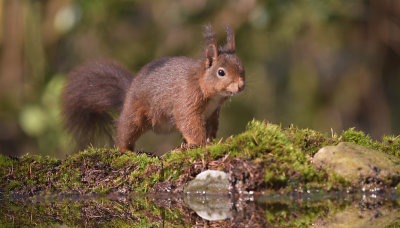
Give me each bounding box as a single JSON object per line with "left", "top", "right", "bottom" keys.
{"left": 62, "top": 60, "right": 133, "bottom": 150}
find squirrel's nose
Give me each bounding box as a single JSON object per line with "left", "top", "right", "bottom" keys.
{"left": 227, "top": 83, "right": 239, "bottom": 94}
{"left": 238, "top": 79, "right": 245, "bottom": 92}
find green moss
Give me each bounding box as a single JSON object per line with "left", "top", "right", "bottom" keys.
{"left": 162, "top": 121, "right": 342, "bottom": 191}
{"left": 380, "top": 136, "right": 400, "bottom": 157}
{"left": 0, "top": 155, "right": 14, "bottom": 176}
{"left": 0, "top": 155, "right": 60, "bottom": 194}
{"left": 285, "top": 126, "right": 338, "bottom": 157}
{"left": 6, "top": 180, "right": 21, "bottom": 191}
{"left": 233, "top": 121, "right": 331, "bottom": 189}
{"left": 111, "top": 154, "right": 134, "bottom": 169}
{"left": 208, "top": 143, "right": 230, "bottom": 158}
{"left": 341, "top": 128, "right": 376, "bottom": 149}
{"left": 162, "top": 168, "right": 182, "bottom": 181}
{"left": 396, "top": 182, "right": 400, "bottom": 194}
{"left": 1, "top": 119, "right": 399, "bottom": 196}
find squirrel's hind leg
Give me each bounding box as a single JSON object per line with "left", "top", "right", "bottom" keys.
{"left": 116, "top": 103, "right": 150, "bottom": 152}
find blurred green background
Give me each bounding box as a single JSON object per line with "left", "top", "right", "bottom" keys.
{"left": 1, "top": 0, "right": 399, "bottom": 158}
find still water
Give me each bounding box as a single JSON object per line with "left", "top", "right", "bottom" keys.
{"left": 1, "top": 191, "right": 399, "bottom": 227}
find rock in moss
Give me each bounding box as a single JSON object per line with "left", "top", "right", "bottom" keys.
{"left": 313, "top": 142, "right": 400, "bottom": 185}
{"left": 184, "top": 170, "right": 230, "bottom": 194}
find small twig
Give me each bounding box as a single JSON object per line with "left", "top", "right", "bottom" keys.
{"left": 221, "top": 152, "right": 230, "bottom": 163}
{"left": 252, "top": 134, "right": 259, "bottom": 145}
{"left": 114, "top": 176, "right": 127, "bottom": 188}
{"left": 201, "top": 152, "right": 206, "bottom": 170}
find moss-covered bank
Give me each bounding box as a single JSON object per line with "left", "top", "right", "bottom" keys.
{"left": 1, "top": 120, "right": 400, "bottom": 196}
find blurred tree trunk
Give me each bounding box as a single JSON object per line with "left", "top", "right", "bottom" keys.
{"left": 0, "top": 0, "right": 24, "bottom": 105}
{"left": 364, "top": 0, "right": 400, "bottom": 137}
{"left": 0, "top": 0, "right": 27, "bottom": 157}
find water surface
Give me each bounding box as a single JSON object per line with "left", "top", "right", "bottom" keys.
{"left": 1, "top": 191, "right": 399, "bottom": 227}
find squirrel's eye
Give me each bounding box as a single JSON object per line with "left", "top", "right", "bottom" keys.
{"left": 218, "top": 69, "right": 225, "bottom": 77}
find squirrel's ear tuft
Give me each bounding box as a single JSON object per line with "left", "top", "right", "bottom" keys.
{"left": 223, "top": 24, "right": 235, "bottom": 53}
{"left": 203, "top": 24, "right": 218, "bottom": 47}
{"left": 203, "top": 24, "right": 218, "bottom": 68}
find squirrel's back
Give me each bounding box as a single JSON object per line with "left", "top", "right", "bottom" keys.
{"left": 130, "top": 56, "right": 200, "bottom": 103}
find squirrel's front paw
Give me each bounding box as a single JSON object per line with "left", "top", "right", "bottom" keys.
{"left": 180, "top": 142, "right": 202, "bottom": 150}
{"left": 119, "top": 146, "right": 133, "bottom": 153}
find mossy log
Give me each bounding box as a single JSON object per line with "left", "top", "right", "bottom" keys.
{"left": 1, "top": 120, "right": 400, "bottom": 197}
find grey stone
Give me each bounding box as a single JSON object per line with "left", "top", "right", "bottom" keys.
{"left": 313, "top": 142, "right": 400, "bottom": 185}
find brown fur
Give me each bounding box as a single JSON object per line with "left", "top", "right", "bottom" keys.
{"left": 62, "top": 25, "right": 245, "bottom": 151}
{"left": 62, "top": 60, "right": 133, "bottom": 150}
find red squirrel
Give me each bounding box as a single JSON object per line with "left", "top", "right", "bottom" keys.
{"left": 62, "top": 25, "right": 245, "bottom": 152}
